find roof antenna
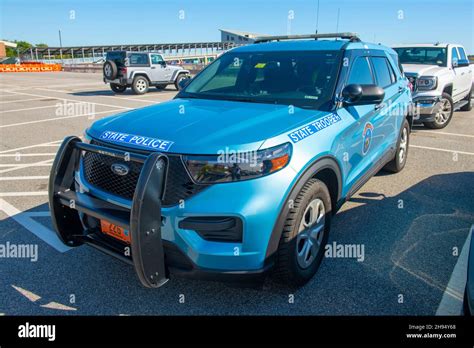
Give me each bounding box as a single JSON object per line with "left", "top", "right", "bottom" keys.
{"left": 335, "top": 8, "right": 340, "bottom": 39}
{"left": 315, "top": 0, "right": 320, "bottom": 34}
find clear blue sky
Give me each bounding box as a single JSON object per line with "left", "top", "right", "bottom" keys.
{"left": 1, "top": 0, "right": 473, "bottom": 53}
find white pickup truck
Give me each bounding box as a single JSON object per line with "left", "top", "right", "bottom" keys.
{"left": 393, "top": 44, "right": 472, "bottom": 129}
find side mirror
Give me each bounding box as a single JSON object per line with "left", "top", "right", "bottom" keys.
{"left": 178, "top": 76, "right": 192, "bottom": 90}
{"left": 342, "top": 84, "right": 385, "bottom": 106}
{"left": 457, "top": 59, "right": 470, "bottom": 68}
{"left": 158, "top": 61, "right": 167, "bottom": 67}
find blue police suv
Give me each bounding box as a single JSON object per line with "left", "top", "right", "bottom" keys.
{"left": 49, "top": 33, "right": 412, "bottom": 288}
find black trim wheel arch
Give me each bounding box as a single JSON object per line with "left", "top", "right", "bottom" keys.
{"left": 264, "top": 156, "right": 343, "bottom": 263}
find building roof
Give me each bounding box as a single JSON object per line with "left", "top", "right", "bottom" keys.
{"left": 219, "top": 29, "right": 267, "bottom": 38}
{"left": 0, "top": 40, "right": 18, "bottom": 48}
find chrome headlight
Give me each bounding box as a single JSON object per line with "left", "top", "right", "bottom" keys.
{"left": 183, "top": 143, "right": 292, "bottom": 184}
{"left": 416, "top": 76, "right": 437, "bottom": 90}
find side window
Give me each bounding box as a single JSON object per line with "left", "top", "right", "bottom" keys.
{"left": 151, "top": 54, "right": 164, "bottom": 64}
{"left": 451, "top": 47, "right": 459, "bottom": 65}
{"left": 389, "top": 53, "right": 403, "bottom": 75}
{"left": 458, "top": 47, "right": 468, "bottom": 61}
{"left": 347, "top": 57, "right": 374, "bottom": 85}
{"left": 129, "top": 53, "right": 149, "bottom": 66}
{"left": 371, "top": 57, "right": 394, "bottom": 88}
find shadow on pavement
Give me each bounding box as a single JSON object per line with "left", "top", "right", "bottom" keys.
{"left": 1, "top": 172, "right": 473, "bottom": 315}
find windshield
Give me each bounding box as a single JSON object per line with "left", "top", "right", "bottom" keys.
{"left": 179, "top": 50, "right": 342, "bottom": 109}
{"left": 394, "top": 47, "right": 447, "bottom": 66}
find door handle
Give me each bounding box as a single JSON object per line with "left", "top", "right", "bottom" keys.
{"left": 151, "top": 67, "right": 156, "bottom": 69}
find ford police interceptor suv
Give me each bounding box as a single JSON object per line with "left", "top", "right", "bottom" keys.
{"left": 49, "top": 33, "right": 412, "bottom": 288}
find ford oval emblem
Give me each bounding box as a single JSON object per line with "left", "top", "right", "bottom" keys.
{"left": 111, "top": 163, "right": 130, "bottom": 176}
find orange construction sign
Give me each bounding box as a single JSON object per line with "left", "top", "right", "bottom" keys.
{"left": 0, "top": 64, "right": 62, "bottom": 73}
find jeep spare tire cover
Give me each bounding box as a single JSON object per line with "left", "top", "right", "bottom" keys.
{"left": 103, "top": 60, "right": 118, "bottom": 80}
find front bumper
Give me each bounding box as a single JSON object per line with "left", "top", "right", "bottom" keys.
{"left": 412, "top": 94, "right": 443, "bottom": 122}
{"left": 50, "top": 137, "right": 291, "bottom": 286}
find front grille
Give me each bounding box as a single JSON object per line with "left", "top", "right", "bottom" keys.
{"left": 82, "top": 140, "right": 208, "bottom": 206}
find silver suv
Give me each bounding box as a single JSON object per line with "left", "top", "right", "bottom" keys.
{"left": 103, "top": 51, "right": 190, "bottom": 94}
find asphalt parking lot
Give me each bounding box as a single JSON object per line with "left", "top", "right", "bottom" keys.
{"left": 0, "top": 72, "right": 473, "bottom": 315}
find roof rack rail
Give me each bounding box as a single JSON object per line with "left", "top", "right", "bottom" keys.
{"left": 254, "top": 32, "right": 360, "bottom": 44}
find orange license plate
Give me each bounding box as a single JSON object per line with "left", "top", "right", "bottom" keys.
{"left": 100, "top": 220, "right": 130, "bottom": 243}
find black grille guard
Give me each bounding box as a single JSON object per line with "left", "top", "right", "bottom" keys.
{"left": 48, "top": 136, "right": 169, "bottom": 288}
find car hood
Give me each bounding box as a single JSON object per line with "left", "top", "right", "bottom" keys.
{"left": 88, "top": 98, "right": 331, "bottom": 154}
{"left": 402, "top": 64, "right": 446, "bottom": 77}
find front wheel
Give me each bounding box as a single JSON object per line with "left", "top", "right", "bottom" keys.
{"left": 384, "top": 119, "right": 410, "bottom": 173}
{"left": 174, "top": 73, "right": 188, "bottom": 90}
{"left": 274, "top": 178, "right": 331, "bottom": 287}
{"left": 110, "top": 84, "right": 127, "bottom": 93}
{"left": 424, "top": 93, "right": 453, "bottom": 129}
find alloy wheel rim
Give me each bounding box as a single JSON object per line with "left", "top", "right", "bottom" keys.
{"left": 136, "top": 79, "right": 147, "bottom": 92}
{"left": 399, "top": 127, "right": 408, "bottom": 164}
{"left": 296, "top": 198, "right": 326, "bottom": 269}
{"left": 435, "top": 98, "right": 451, "bottom": 124}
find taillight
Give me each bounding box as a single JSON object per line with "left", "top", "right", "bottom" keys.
{"left": 408, "top": 81, "right": 414, "bottom": 92}
{"left": 120, "top": 67, "right": 127, "bottom": 75}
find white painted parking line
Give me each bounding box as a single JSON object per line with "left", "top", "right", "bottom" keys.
{"left": 0, "top": 153, "right": 56, "bottom": 157}
{"left": 0, "top": 98, "right": 48, "bottom": 104}
{"left": 0, "top": 191, "right": 48, "bottom": 197}
{"left": 24, "top": 211, "right": 51, "bottom": 217}
{"left": 0, "top": 108, "right": 123, "bottom": 129}
{"left": 0, "top": 140, "right": 61, "bottom": 154}
{"left": 411, "top": 145, "right": 474, "bottom": 156}
{"left": 436, "top": 228, "right": 472, "bottom": 315}
{"left": 0, "top": 104, "right": 70, "bottom": 114}
{"left": 37, "top": 87, "right": 162, "bottom": 104}
{"left": 3, "top": 90, "right": 132, "bottom": 110}
{"left": 0, "top": 159, "right": 53, "bottom": 174}
{"left": 0, "top": 163, "right": 52, "bottom": 168}
{"left": 414, "top": 130, "right": 474, "bottom": 139}
{"left": 0, "top": 198, "right": 70, "bottom": 253}
{"left": 0, "top": 176, "right": 49, "bottom": 181}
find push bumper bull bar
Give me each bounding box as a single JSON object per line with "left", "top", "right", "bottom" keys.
{"left": 48, "top": 136, "right": 169, "bottom": 288}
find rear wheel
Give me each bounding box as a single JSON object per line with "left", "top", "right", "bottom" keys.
{"left": 424, "top": 93, "right": 453, "bottom": 129}
{"left": 460, "top": 88, "right": 472, "bottom": 111}
{"left": 384, "top": 119, "right": 410, "bottom": 173}
{"left": 110, "top": 84, "right": 127, "bottom": 93}
{"left": 132, "top": 76, "right": 149, "bottom": 95}
{"left": 274, "top": 178, "right": 331, "bottom": 287}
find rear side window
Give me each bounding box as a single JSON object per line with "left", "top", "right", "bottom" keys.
{"left": 389, "top": 53, "right": 403, "bottom": 75}
{"left": 371, "top": 57, "right": 395, "bottom": 88}
{"left": 347, "top": 57, "right": 374, "bottom": 85}
{"left": 129, "top": 53, "right": 149, "bottom": 66}
{"left": 106, "top": 51, "right": 126, "bottom": 66}
{"left": 458, "top": 47, "right": 468, "bottom": 61}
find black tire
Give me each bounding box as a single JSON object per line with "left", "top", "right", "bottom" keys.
{"left": 174, "top": 73, "right": 188, "bottom": 90}
{"left": 384, "top": 119, "right": 410, "bottom": 173}
{"left": 110, "top": 84, "right": 127, "bottom": 93}
{"left": 131, "top": 76, "right": 149, "bottom": 95}
{"left": 460, "top": 88, "right": 472, "bottom": 111}
{"left": 103, "top": 60, "right": 118, "bottom": 80}
{"left": 423, "top": 93, "right": 454, "bottom": 129}
{"left": 155, "top": 85, "right": 167, "bottom": 90}
{"left": 274, "top": 178, "right": 331, "bottom": 287}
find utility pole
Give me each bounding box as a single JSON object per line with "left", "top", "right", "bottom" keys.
{"left": 58, "top": 29, "right": 63, "bottom": 64}
{"left": 315, "top": 0, "right": 320, "bottom": 34}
